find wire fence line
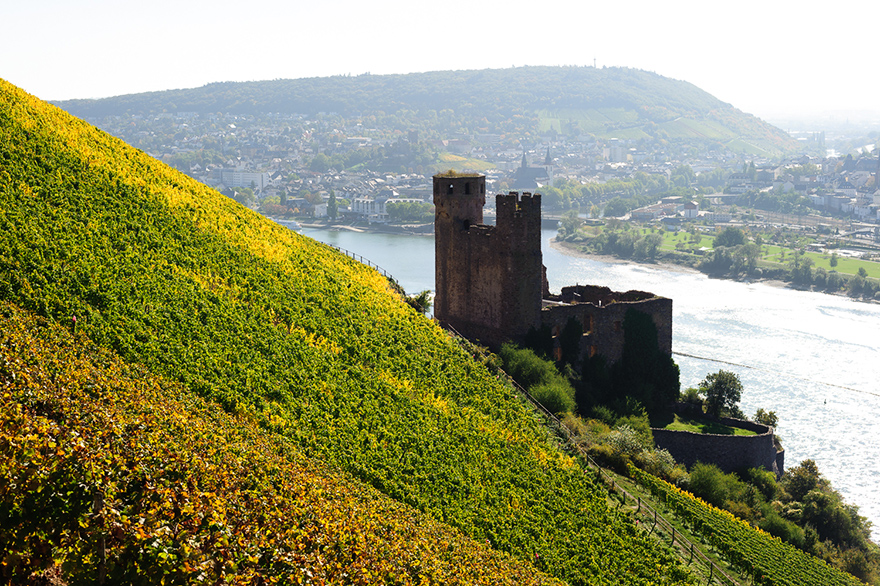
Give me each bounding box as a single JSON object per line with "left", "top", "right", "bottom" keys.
{"left": 673, "top": 350, "right": 873, "bottom": 397}
{"left": 322, "top": 243, "right": 406, "bottom": 296}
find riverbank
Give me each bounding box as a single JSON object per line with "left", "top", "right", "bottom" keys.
{"left": 551, "top": 238, "right": 789, "bottom": 289}
{"left": 299, "top": 220, "right": 434, "bottom": 236}
{"left": 549, "top": 238, "right": 879, "bottom": 301}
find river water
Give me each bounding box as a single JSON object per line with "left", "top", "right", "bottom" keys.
{"left": 300, "top": 226, "right": 880, "bottom": 540}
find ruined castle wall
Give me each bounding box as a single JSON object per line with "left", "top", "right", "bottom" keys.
{"left": 541, "top": 296, "right": 672, "bottom": 365}
{"left": 433, "top": 173, "right": 672, "bottom": 364}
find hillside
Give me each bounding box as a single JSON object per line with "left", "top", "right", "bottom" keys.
{"left": 0, "top": 79, "right": 696, "bottom": 584}
{"left": 1, "top": 302, "right": 563, "bottom": 585}
{"left": 55, "top": 66, "right": 796, "bottom": 154}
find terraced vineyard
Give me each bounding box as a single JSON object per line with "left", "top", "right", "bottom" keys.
{"left": 0, "top": 79, "right": 696, "bottom": 584}
{"left": 629, "top": 466, "right": 863, "bottom": 586}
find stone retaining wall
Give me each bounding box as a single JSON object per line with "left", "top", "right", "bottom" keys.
{"left": 652, "top": 411, "right": 784, "bottom": 478}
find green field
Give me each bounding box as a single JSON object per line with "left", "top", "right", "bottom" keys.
{"left": 663, "top": 414, "right": 757, "bottom": 436}
{"left": 657, "top": 230, "right": 714, "bottom": 252}
{"left": 432, "top": 151, "right": 496, "bottom": 173}
{"left": 652, "top": 229, "right": 880, "bottom": 279}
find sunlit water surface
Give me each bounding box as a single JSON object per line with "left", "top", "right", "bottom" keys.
{"left": 300, "top": 226, "right": 880, "bottom": 540}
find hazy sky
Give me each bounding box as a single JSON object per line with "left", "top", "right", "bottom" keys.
{"left": 3, "top": 0, "right": 878, "bottom": 123}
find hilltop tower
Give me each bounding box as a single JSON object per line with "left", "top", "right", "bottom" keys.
{"left": 433, "top": 174, "right": 542, "bottom": 347}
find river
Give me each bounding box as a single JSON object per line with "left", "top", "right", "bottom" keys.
{"left": 299, "top": 225, "right": 880, "bottom": 540}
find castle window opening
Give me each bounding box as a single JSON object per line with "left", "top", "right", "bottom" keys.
{"left": 448, "top": 184, "right": 454, "bottom": 195}
{"left": 582, "top": 314, "right": 593, "bottom": 333}
{"left": 465, "top": 182, "right": 471, "bottom": 195}
{"left": 614, "top": 320, "right": 622, "bottom": 332}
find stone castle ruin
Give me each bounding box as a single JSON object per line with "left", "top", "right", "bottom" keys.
{"left": 432, "top": 174, "right": 783, "bottom": 476}
{"left": 433, "top": 173, "right": 672, "bottom": 369}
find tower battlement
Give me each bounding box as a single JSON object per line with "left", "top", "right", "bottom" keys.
{"left": 433, "top": 174, "right": 485, "bottom": 230}
{"left": 496, "top": 191, "right": 542, "bottom": 240}
{"left": 496, "top": 191, "right": 541, "bottom": 213}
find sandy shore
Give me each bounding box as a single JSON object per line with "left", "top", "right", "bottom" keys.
{"left": 549, "top": 238, "right": 697, "bottom": 275}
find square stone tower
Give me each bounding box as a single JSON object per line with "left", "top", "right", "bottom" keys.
{"left": 433, "top": 173, "right": 542, "bottom": 347}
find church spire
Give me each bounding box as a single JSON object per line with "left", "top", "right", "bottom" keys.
{"left": 544, "top": 146, "right": 552, "bottom": 166}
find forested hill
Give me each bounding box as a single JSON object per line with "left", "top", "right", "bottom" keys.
{"left": 0, "top": 78, "right": 697, "bottom": 584}
{"left": 55, "top": 66, "right": 796, "bottom": 153}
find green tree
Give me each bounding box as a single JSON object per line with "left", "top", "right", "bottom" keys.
{"left": 713, "top": 226, "right": 745, "bottom": 248}
{"left": 603, "top": 197, "right": 628, "bottom": 218}
{"left": 559, "top": 210, "right": 582, "bottom": 238}
{"left": 541, "top": 186, "right": 565, "bottom": 209}
{"left": 830, "top": 252, "right": 838, "bottom": 270}
{"left": 386, "top": 201, "right": 433, "bottom": 223}
{"left": 327, "top": 189, "right": 338, "bottom": 220}
{"left": 741, "top": 242, "right": 761, "bottom": 274}
{"left": 754, "top": 408, "right": 778, "bottom": 428}
{"left": 699, "top": 370, "right": 743, "bottom": 418}
{"left": 644, "top": 233, "right": 663, "bottom": 260}
{"left": 688, "top": 463, "right": 733, "bottom": 508}
{"left": 672, "top": 164, "right": 695, "bottom": 183}
{"left": 310, "top": 152, "right": 330, "bottom": 172}
{"left": 791, "top": 256, "right": 814, "bottom": 285}
{"left": 499, "top": 344, "right": 576, "bottom": 414}
{"left": 827, "top": 270, "right": 844, "bottom": 292}
{"left": 233, "top": 187, "right": 255, "bottom": 207}
{"left": 405, "top": 290, "right": 432, "bottom": 315}
{"left": 783, "top": 459, "right": 824, "bottom": 502}
{"left": 848, "top": 274, "right": 865, "bottom": 296}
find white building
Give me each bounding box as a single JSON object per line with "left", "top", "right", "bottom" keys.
{"left": 209, "top": 169, "right": 272, "bottom": 191}
{"left": 352, "top": 197, "right": 426, "bottom": 223}
{"left": 682, "top": 200, "right": 699, "bottom": 219}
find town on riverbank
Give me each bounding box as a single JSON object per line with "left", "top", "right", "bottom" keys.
{"left": 552, "top": 207, "right": 880, "bottom": 302}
